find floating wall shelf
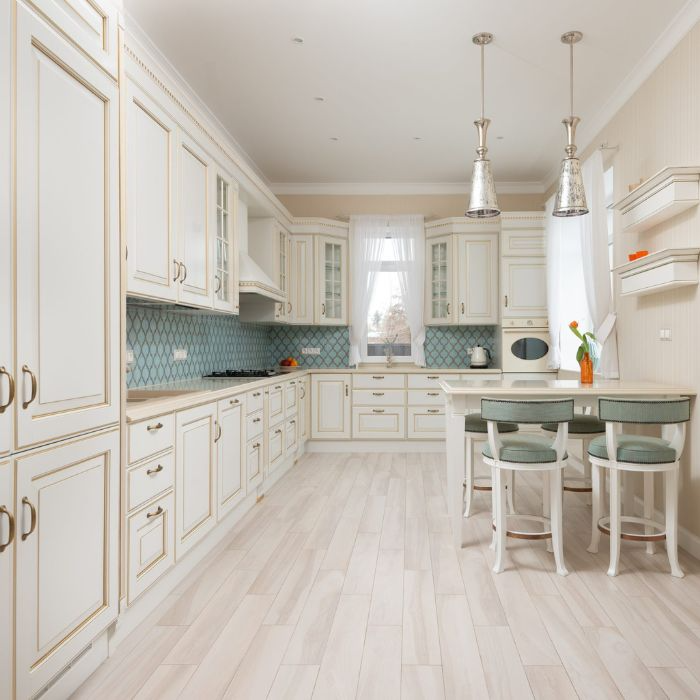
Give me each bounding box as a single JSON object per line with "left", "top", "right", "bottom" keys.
{"left": 614, "top": 248, "right": 700, "bottom": 297}
{"left": 613, "top": 166, "right": 700, "bottom": 233}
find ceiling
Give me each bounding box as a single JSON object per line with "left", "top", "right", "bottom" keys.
{"left": 125, "top": 0, "right": 692, "bottom": 190}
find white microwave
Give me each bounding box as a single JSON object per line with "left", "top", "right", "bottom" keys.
{"left": 501, "top": 319, "right": 551, "bottom": 373}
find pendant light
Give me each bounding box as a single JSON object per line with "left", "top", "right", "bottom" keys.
{"left": 466, "top": 32, "right": 500, "bottom": 218}
{"left": 553, "top": 31, "right": 588, "bottom": 217}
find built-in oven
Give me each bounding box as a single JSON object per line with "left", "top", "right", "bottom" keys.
{"left": 501, "top": 318, "right": 552, "bottom": 373}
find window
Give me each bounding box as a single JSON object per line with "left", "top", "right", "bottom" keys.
{"left": 365, "top": 237, "right": 412, "bottom": 361}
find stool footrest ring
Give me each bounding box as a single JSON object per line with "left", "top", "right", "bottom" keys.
{"left": 492, "top": 514, "right": 552, "bottom": 541}
{"left": 563, "top": 476, "right": 592, "bottom": 493}
{"left": 597, "top": 515, "right": 666, "bottom": 542}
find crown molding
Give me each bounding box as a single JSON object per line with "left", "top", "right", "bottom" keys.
{"left": 271, "top": 180, "right": 546, "bottom": 196}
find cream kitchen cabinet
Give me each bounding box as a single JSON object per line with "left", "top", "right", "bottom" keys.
{"left": 311, "top": 373, "right": 351, "bottom": 439}
{"left": 14, "top": 429, "right": 119, "bottom": 700}
{"left": 247, "top": 218, "right": 290, "bottom": 321}
{"left": 213, "top": 170, "right": 239, "bottom": 314}
{"left": 501, "top": 257, "right": 547, "bottom": 318}
{"left": 267, "top": 382, "right": 285, "bottom": 425}
{"left": 352, "top": 406, "right": 405, "bottom": 439}
{"left": 216, "top": 395, "right": 246, "bottom": 520}
{"left": 175, "top": 403, "right": 217, "bottom": 559}
{"left": 289, "top": 234, "right": 315, "bottom": 324}
{"left": 426, "top": 235, "right": 454, "bottom": 325}
{"left": 298, "top": 376, "right": 310, "bottom": 444}
{"left": 317, "top": 236, "right": 348, "bottom": 325}
{"left": 15, "top": 4, "right": 120, "bottom": 451}
{"left": 0, "top": 460, "right": 13, "bottom": 700}
{"left": 267, "top": 423, "right": 285, "bottom": 474}
{"left": 246, "top": 439, "right": 263, "bottom": 489}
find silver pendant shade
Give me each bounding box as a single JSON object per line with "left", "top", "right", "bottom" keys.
{"left": 466, "top": 32, "right": 500, "bottom": 219}
{"left": 553, "top": 31, "right": 588, "bottom": 217}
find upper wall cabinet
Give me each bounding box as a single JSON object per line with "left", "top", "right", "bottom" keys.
{"left": 14, "top": 4, "right": 120, "bottom": 450}
{"left": 213, "top": 171, "right": 240, "bottom": 313}
{"left": 424, "top": 219, "right": 499, "bottom": 326}
{"left": 289, "top": 234, "right": 315, "bottom": 324}
{"left": 247, "top": 218, "right": 290, "bottom": 321}
{"left": 317, "top": 235, "right": 348, "bottom": 325}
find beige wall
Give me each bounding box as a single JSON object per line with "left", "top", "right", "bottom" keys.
{"left": 575, "top": 22, "right": 700, "bottom": 539}
{"left": 278, "top": 193, "right": 544, "bottom": 220}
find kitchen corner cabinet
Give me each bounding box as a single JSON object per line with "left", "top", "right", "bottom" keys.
{"left": 289, "top": 234, "right": 315, "bottom": 324}
{"left": 213, "top": 171, "right": 239, "bottom": 314}
{"left": 311, "top": 374, "right": 351, "bottom": 439}
{"left": 15, "top": 4, "right": 120, "bottom": 450}
{"left": 15, "top": 429, "right": 119, "bottom": 700}
{"left": 175, "top": 403, "right": 217, "bottom": 559}
{"left": 217, "top": 395, "right": 246, "bottom": 520}
{"left": 317, "top": 236, "right": 348, "bottom": 325}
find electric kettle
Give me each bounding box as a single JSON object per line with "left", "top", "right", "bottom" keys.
{"left": 468, "top": 345, "right": 491, "bottom": 368}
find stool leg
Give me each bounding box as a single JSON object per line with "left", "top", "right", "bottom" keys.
{"left": 506, "top": 470, "right": 516, "bottom": 515}
{"left": 543, "top": 471, "right": 553, "bottom": 553}
{"left": 622, "top": 471, "right": 634, "bottom": 518}
{"left": 583, "top": 438, "right": 592, "bottom": 506}
{"left": 665, "top": 468, "right": 683, "bottom": 578}
{"left": 588, "top": 464, "right": 603, "bottom": 554}
{"left": 549, "top": 468, "right": 568, "bottom": 576}
{"left": 608, "top": 470, "right": 622, "bottom": 577}
{"left": 643, "top": 472, "right": 656, "bottom": 555}
{"left": 489, "top": 466, "right": 496, "bottom": 550}
{"left": 464, "top": 435, "right": 474, "bottom": 518}
{"left": 493, "top": 468, "right": 507, "bottom": 574}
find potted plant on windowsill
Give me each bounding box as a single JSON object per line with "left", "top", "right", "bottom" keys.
{"left": 568, "top": 321, "right": 596, "bottom": 384}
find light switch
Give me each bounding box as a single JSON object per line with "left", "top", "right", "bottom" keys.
{"left": 302, "top": 347, "right": 321, "bottom": 355}
{"left": 173, "top": 348, "right": 188, "bottom": 360}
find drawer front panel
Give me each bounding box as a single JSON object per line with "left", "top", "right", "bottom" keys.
{"left": 407, "top": 389, "right": 444, "bottom": 406}
{"left": 353, "top": 389, "right": 405, "bottom": 406}
{"left": 285, "top": 381, "right": 298, "bottom": 415}
{"left": 407, "top": 374, "right": 451, "bottom": 389}
{"left": 352, "top": 406, "right": 405, "bottom": 439}
{"left": 246, "top": 410, "right": 264, "bottom": 440}
{"left": 268, "top": 425, "right": 285, "bottom": 470}
{"left": 407, "top": 407, "right": 445, "bottom": 439}
{"left": 247, "top": 439, "right": 263, "bottom": 487}
{"left": 285, "top": 417, "right": 298, "bottom": 453}
{"left": 268, "top": 385, "right": 285, "bottom": 425}
{"left": 128, "top": 414, "right": 175, "bottom": 465}
{"left": 127, "top": 491, "right": 175, "bottom": 605}
{"left": 353, "top": 374, "right": 405, "bottom": 390}
{"left": 126, "top": 451, "right": 175, "bottom": 512}
{"left": 246, "top": 388, "right": 264, "bottom": 415}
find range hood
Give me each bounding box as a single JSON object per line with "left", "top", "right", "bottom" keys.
{"left": 238, "top": 251, "right": 285, "bottom": 303}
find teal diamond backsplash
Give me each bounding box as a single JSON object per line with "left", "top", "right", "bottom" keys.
{"left": 424, "top": 326, "right": 497, "bottom": 368}
{"left": 268, "top": 326, "right": 351, "bottom": 368}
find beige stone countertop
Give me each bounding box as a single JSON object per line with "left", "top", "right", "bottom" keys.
{"left": 125, "top": 366, "right": 502, "bottom": 422}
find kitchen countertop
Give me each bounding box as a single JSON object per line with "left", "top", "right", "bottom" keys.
{"left": 126, "top": 366, "right": 502, "bottom": 422}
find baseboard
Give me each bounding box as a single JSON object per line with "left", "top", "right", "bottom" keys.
{"left": 307, "top": 439, "right": 445, "bottom": 453}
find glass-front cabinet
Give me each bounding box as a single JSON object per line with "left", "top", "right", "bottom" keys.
{"left": 213, "top": 172, "right": 238, "bottom": 313}
{"left": 276, "top": 228, "right": 289, "bottom": 320}
{"left": 426, "top": 235, "right": 453, "bottom": 325}
{"left": 317, "top": 235, "right": 347, "bottom": 325}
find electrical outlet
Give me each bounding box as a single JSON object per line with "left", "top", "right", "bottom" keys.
{"left": 659, "top": 329, "right": 671, "bottom": 341}
{"left": 302, "top": 347, "right": 321, "bottom": 355}
{"left": 126, "top": 349, "right": 134, "bottom": 363}
{"left": 173, "top": 348, "right": 188, "bottom": 361}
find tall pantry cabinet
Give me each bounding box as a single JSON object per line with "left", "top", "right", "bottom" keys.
{"left": 2, "top": 1, "right": 121, "bottom": 698}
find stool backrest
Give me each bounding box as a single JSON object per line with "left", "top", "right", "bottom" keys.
{"left": 481, "top": 398, "right": 574, "bottom": 424}
{"left": 598, "top": 398, "right": 690, "bottom": 425}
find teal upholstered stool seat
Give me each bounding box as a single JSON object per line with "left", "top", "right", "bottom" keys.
{"left": 465, "top": 415, "right": 518, "bottom": 434}
{"left": 541, "top": 414, "right": 605, "bottom": 434}
{"left": 482, "top": 434, "right": 568, "bottom": 464}
{"left": 588, "top": 434, "right": 676, "bottom": 464}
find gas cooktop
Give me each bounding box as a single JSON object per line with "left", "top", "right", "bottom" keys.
{"left": 204, "top": 369, "right": 280, "bottom": 379}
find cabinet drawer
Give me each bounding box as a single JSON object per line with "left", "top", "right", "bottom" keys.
{"left": 352, "top": 406, "right": 405, "bottom": 439}
{"left": 128, "top": 414, "right": 175, "bottom": 465}
{"left": 407, "top": 374, "right": 451, "bottom": 389}
{"left": 353, "top": 374, "right": 405, "bottom": 390}
{"left": 268, "top": 424, "right": 285, "bottom": 471}
{"left": 247, "top": 438, "right": 263, "bottom": 487}
{"left": 126, "top": 451, "right": 174, "bottom": 513}
{"left": 246, "top": 388, "right": 264, "bottom": 415}
{"left": 353, "top": 389, "right": 405, "bottom": 406}
{"left": 267, "top": 384, "right": 285, "bottom": 425}
{"left": 407, "top": 389, "right": 444, "bottom": 406}
{"left": 127, "top": 491, "right": 175, "bottom": 605}
{"left": 407, "top": 407, "right": 445, "bottom": 439}
{"left": 246, "top": 410, "right": 264, "bottom": 440}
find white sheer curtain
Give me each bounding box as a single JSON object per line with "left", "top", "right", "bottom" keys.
{"left": 394, "top": 215, "right": 426, "bottom": 366}
{"left": 349, "top": 216, "right": 385, "bottom": 366}
{"left": 545, "top": 151, "right": 619, "bottom": 377}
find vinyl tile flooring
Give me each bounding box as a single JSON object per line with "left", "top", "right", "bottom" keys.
{"left": 73, "top": 452, "right": 700, "bottom": 699}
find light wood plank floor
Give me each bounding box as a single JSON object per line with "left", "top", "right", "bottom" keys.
{"left": 73, "top": 452, "right": 700, "bottom": 699}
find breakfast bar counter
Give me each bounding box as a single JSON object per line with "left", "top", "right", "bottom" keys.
{"left": 441, "top": 377, "right": 696, "bottom": 548}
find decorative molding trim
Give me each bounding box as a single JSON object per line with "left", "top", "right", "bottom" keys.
{"left": 271, "top": 181, "right": 547, "bottom": 197}
{"left": 289, "top": 217, "right": 350, "bottom": 235}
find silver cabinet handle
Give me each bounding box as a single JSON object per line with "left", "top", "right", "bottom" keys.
{"left": 321, "top": 302, "right": 326, "bottom": 316}
{"left": 21, "top": 497, "right": 36, "bottom": 541}
{"left": 252, "top": 442, "right": 261, "bottom": 449}
{"left": 180, "top": 262, "right": 188, "bottom": 282}
{"left": 146, "top": 506, "right": 163, "bottom": 519}
{"left": 372, "top": 376, "right": 385, "bottom": 380}
{"left": 0, "top": 505, "right": 15, "bottom": 552}
{"left": 427, "top": 392, "right": 440, "bottom": 397}
{"left": 0, "top": 366, "right": 15, "bottom": 413}
{"left": 372, "top": 409, "right": 385, "bottom": 414}
{"left": 21, "top": 365, "right": 37, "bottom": 409}
{"left": 215, "top": 275, "right": 222, "bottom": 293}
{"left": 146, "top": 422, "right": 163, "bottom": 432}
{"left": 214, "top": 421, "right": 222, "bottom": 442}
{"left": 253, "top": 417, "right": 261, "bottom": 423}
{"left": 287, "top": 302, "right": 292, "bottom": 314}
{"left": 427, "top": 409, "right": 440, "bottom": 414}
{"left": 446, "top": 302, "right": 451, "bottom": 315}
{"left": 504, "top": 295, "right": 508, "bottom": 308}
{"left": 275, "top": 428, "right": 282, "bottom": 434}
{"left": 173, "top": 259, "right": 181, "bottom": 282}
{"left": 146, "top": 464, "right": 164, "bottom": 476}
{"left": 427, "top": 376, "right": 440, "bottom": 380}
{"left": 252, "top": 392, "right": 261, "bottom": 397}
{"left": 372, "top": 392, "right": 384, "bottom": 396}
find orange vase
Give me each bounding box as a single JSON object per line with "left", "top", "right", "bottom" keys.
{"left": 579, "top": 352, "right": 593, "bottom": 384}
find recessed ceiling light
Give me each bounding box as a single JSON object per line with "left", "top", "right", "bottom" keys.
{"left": 292, "top": 36, "right": 304, "bottom": 44}
{"left": 496, "top": 135, "right": 504, "bottom": 140}
{"left": 329, "top": 136, "right": 339, "bottom": 141}
{"left": 314, "top": 96, "right": 325, "bottom": 102}
{"left": 413, "top": 136, "right": 422, "bottom": 141}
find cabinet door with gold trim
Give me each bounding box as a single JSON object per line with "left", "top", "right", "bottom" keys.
{"left": 15, "top": 6, "right": 119, "bottom": 450}
{"left": 15, "top": 429, "right": 119, "bottom": 700}
{"left": 0, "top": 460, "right": 13, "bottom": 700}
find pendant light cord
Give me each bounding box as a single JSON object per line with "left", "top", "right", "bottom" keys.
{"left": 480, "top": 42, "right": 485, "bottom": 120}
{"left": 569, "top": 40, "right": 574, "bottom": 117}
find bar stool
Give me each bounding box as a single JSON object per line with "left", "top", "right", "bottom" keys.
{"left": 481, "top": 397, "right": 573, "bottom": 576}
{"left": 587, "top": 397, "right": 690, "bottom": 578}
{"left": 541, "top": 413, "right": 606, "bottom": 504}
{"left": 464, "top": 414, "right": 518, "bottom": 518}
